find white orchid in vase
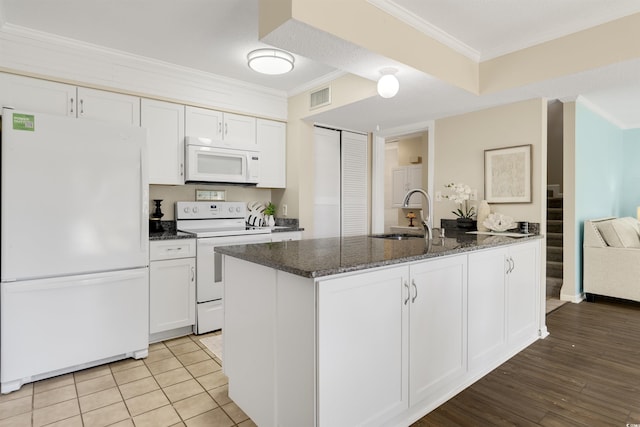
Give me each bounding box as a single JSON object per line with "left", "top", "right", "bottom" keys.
{"left": 444, "top": 182, "right": 476, "bottom": 219}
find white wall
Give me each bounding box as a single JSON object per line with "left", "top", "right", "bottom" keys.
{"left": 150, "top": 184, "right": 272, "bottom": 221}
{"left": 433, "top": 98, "right": 547, "bottom": 230}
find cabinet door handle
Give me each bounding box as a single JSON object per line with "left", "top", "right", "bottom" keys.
{"left": 506, "top": 257, "right": 514, "bottom": 274}
{"left": 70, "top": 97, "right": 74, "bottom": 114}
{"left": 180, "top": 162, "right": 184, "bottom": 177}
{"left": 224, "top": 122, "right": 228, "bottom": 135}
{"left": 80, "top": 99, "right": 84, "bottom": 115}
{"left": 505, "top": 257, "right": 511, "bottom": 274}
{"left": 411, "top": 279, "right": 418, "bottom": 303}
{"left": 403, "top": 281, "right": 410, "bottom": 305}
{"left": 218, "top": 121, "right": 222, "bottom": 134}
{"left": 191, "top": 266, "right": 195, "bottom": 282}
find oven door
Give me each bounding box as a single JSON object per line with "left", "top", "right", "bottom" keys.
{"left": 185, "top": 144, "right": 259, "bottom": 184}
{"left": 196, "top": 234, "right": 271, "bottom": 303}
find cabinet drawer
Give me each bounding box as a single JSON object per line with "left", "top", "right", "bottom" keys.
{"left": 150, "top": 239, "right": 196, "bottom": 261}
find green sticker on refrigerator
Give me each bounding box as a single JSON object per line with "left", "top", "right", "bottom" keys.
{"left": 13, "top": 113, "right": 35, "bottom": 131}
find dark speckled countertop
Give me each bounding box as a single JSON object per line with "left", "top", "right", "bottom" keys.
{"left": 149, "top": 220, "right": 303, "bottom": 241}
{"left": 215, "top": 233, "right": 543, "bottom": 278}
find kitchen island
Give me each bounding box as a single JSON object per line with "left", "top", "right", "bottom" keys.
{"left": 217, "top": 233, "right": 546, "bottom": 427}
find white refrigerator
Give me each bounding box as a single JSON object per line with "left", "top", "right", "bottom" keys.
{"left": 0, "top": 108, "right": 149, "bottom": 393}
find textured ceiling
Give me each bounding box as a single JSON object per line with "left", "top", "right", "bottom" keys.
{"left": 1, "top": 0, "right": 639, "bottom": 130}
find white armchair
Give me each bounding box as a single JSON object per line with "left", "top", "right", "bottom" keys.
{"left": 583, "top": 217, "right": 640, "bottom": 302}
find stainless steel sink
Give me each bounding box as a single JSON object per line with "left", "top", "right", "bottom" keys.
{"left": 369, "top": 233, "right": 424, "bottom": 240}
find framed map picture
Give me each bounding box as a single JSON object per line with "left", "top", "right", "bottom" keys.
{"left": 484, "top": 144, "right": 532, "bottom": 203}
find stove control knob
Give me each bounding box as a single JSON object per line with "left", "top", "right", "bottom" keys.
{"left": 193, "top": 207, "right": 198, "bottom": 214}
{"left": 236, "top": 207, "right": 241, "bottom": 213}
{"left": 183, "top": 207, "right": 190, "bottom": 213}
{"left": 228, "top": 207, "right": 234, "bottom": 213}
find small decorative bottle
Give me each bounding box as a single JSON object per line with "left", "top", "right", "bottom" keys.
{"left": 476, "top": 200, "right": 490, "bottom": 232}
{"left": 150, "top": 199, "right": 164, "bottom": 233}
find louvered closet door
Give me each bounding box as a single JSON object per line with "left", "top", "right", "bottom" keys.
{"left": 341, "top": 131, "right": 368, "bottom": 237}
{"left": 313, "top": 127, "right": 341, "bottom": 238}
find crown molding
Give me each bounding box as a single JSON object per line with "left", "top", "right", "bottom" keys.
{"left": 1, "top": 23, "right": 287, "bottom": 98}
{"left": 558, "top": 95, "right": 578, "bottom": 103}
{"left": 367, "top": 0, "right": 480, "bottom": 62}
{"left": 0, "top": 23, "right": 288, "bottom": 119}
{"left": 577, "top": 95, "right": 627, "bottom": 129}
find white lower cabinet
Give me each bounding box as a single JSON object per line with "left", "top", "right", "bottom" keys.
{"left": 224, "top": 240, "right": 542, "bottom": 427}
{"left": 505, "top": 241, "right": 539, "bottom": 346}
{"left": 317, "top": 254, "right": 467, "bottom": 426}
{"left": 270, "top": 231, "right": 302, "bottom": 242}
{"left": 468, "top": 240, "right": 540, "bottom": 373}
{"left": 149, "top": 240, "right": 196, "bottom": 340}
{"left": 318, "top": 266, "right": 409, "bottom": 427}
{"left": 409, "top": 256, "right": 467, "bottom": 405}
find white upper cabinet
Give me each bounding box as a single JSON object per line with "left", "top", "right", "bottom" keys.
{"left": 185, "top": 106, "right": 223, "bottom": 140}
{"left": 0, "top": 73, "right": 75, "bottom": 116}
{"left": 224, "top": 112, "right": 257, "bottom": 148}
{"left": 76, "top": 87, "right": 140, "bottom": 125}
{"left": 392, "top": 165, "right": 423, "bottom": 208}
{"left": 0, "top": 74, "right": 140, "bottom": 126}
{"left": 256, "top": 119, "right": 286, "bottom": 188}
{"left": 185, "top": 106, "right": 256, "bottom": 149}
{"left": 141, "top": 99, "right": 186, "bottom": 185}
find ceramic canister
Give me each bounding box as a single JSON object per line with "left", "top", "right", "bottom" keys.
{"left": 476, "top": 200, "right": 490, "bottom": 232}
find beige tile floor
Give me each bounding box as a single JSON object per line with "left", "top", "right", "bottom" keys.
{"left": 0, "top": 332, "right": 256, "bottom": 427}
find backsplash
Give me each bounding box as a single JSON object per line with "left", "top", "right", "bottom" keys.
{"left": 149, "top": 184, "right": 273, "bottom": 221}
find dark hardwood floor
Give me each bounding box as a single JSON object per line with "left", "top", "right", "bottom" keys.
{"left": 413, "top": 300, "right": 640, "bottom": 426}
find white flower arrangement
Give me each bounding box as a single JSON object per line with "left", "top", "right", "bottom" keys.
{"left": 444, "top": 182, "right": 475, "bottom": 219}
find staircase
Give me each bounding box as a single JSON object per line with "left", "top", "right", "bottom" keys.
{"left": 547, "top": 193, "right": 563, "bottom": 298}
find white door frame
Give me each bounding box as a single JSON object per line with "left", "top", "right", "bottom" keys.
{"left": 371, "top": 121, "right": 435, "bottom": 234}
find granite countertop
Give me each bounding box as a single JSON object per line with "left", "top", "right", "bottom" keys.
{"left": 149, "top": 230, "right": 195, "bottom": 241}
{"left": 149, "top": 219, "right": 303, "bottom": 240}
{"left": 149, "top": 221, "right": 195, "bottom": 241}
{"left": 270, "top": 226, "right": 304, "bottom": 233}
{"left": 215, "top": 232, "right": 543, "bottom": 279}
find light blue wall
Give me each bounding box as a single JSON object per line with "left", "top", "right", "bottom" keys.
{"left": 621, "top": 128, "right": 640, "bottom": 218}
{"left": 574, "top": 101, "right": 624, "bottom": 293}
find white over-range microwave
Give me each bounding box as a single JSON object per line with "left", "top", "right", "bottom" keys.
{"left": 185, "top": 136, "right": 260, "bottom": 184}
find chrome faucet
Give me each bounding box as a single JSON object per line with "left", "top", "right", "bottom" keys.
{"left": 402, "top": 188, "right": 433, "bottom": 241}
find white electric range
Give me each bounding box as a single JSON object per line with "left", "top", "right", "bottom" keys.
{"left": 176, "top": 201, "right": 272, "bottom": 334}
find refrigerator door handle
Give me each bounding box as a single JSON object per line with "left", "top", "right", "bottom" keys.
{"left": 140, "top": 147, "right": 149, "bottom": 253}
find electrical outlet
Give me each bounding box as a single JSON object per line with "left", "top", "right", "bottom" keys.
{"left": 435, "top": 191, "right": 442, "bottom": 202}
{"left": 470, "top": 189, "right": 478, "bottom": 201}
{"left": 282, "top": 204, "right": 288, "bottom": 216}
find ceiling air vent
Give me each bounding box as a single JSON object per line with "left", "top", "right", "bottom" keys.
{"left": 309, "top": 86, "right": 331, "bottom": 110}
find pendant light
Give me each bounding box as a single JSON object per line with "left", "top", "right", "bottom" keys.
{"left": 377, "top": 68, "right": 399, "bottom": 98}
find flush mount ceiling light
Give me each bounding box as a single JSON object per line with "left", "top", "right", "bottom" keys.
{"left": 247, "top": 48, "right": 295, "bottom": 75}
{"left": 377, "top": 68, "right": 399, "bottom": 98}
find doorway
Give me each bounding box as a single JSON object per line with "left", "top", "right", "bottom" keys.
{"left": 384, "top": 132, "right": 428, "bottom": 233}
{"left": 372, "top": 122, "right": 435, "bottom": 235}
